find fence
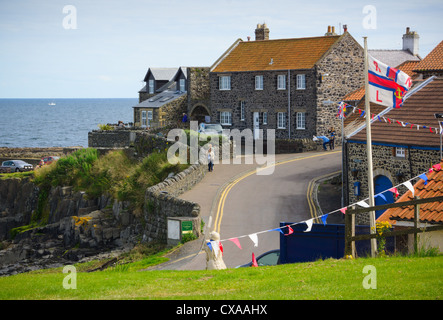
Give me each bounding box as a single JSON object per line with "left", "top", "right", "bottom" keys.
{"left": 344, "top": 195, "right": 443, "bottom": 257}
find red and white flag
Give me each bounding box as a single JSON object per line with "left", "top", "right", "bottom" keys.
{"left": 368, "top": 55, "right": 412, "bottom": 108}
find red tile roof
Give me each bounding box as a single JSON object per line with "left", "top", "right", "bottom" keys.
{"left": 212, "top": 35, "right": 341, "bottom": 72}
{"left": 414, "top": 40, "right": 443, "bottom": 71}
{"left": 377, "top": 161, "right": 443, "bottom": 225}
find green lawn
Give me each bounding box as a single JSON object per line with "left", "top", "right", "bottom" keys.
{"left": 1, "top": 255, "right": 441, "bottom": 300}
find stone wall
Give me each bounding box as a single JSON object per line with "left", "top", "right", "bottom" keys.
{"left": 345, "top": 141, "right": 441, "bottom": 224}
{"left": 315, "top": 32, "right": 365, "bottom": 138}
{"left": 88, "top": 128, "right": 137, "bottom": 149}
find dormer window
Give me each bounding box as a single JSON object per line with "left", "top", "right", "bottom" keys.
{"left": 148, "top": 80, "right": 154, "bottom": 94}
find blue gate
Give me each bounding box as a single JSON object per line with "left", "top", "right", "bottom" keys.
{"left": 279, "top": 222, "right": 394, "bottom": 264}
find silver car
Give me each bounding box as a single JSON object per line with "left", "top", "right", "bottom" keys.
{"left": 1, "top": 160, "right": 33, "bottom": 172}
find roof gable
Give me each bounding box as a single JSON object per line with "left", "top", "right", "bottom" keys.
{"left": 143, "top": 68, "right": 178, "bottom": 82}
{"left": 211, "top": 35, "right": 341, "bottom": 73}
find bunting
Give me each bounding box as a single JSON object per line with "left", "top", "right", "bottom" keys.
{"left": 337, "top": 104, "right": 443, "bottom": 135}
{"left": 206, "top": 164, "right": 440, "bottom": 256}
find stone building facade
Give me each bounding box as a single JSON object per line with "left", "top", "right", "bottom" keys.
{"left": 209, "top": 25, "right": 365, "bottom": 141}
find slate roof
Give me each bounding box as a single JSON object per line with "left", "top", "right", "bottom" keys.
{"left": 143, "top": 68, "right": 178, "bottom": 82}
{"left": 211, "top": 35, "right": 342, "bottom": 72}
{"left": 368, "top": 49, "right": 420, "bottom": 69}
{"left": 414, "top": 40, "right": 443, "bottom": 71}
{"left": 377, "top": 160, "right": 443, "bottom": 225}
{"left": 133, "top": 90, "right": 186, "bottom": 109}
{"left": 346, "top": 77, "right": 443, "bottom": 148}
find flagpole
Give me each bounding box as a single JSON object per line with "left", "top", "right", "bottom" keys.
{"left": 364, "top": 37, "right": 377, "bottom": 257}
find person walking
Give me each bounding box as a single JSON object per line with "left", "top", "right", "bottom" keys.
{"left": 207, "top": 146, "right": 215, "bottom": 172}
{"left": 328, "top": 127, "right": 336, "bottom": 150}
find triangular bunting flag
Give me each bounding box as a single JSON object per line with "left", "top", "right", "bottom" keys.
{"left": 271, "top": 228, "right": 284, "bottom": 235}
{"left": 339, "top": 207, "right": 347, "bottom": 214}
{"left": 357, "top": 200, "right": 370, "bottom": 208}
{"left": 419, "top": 173, "right": 428, "bottom": 185}
{"left": 228, "top": 238, "right": 242, "bottom": 250}
{"left": 249, "top": 233, "right": 258, "bottom": 247}
{"left": 375, "top": 193, "right": 386, "bottom": 201}
{"left": 389, "top": 187, "right": 399, "bottom": 198}
{"left": 403, "top": 181, "right": 415, "bottom": 196}
{"left": 304, "top": 219, "right": 313, "bottom": 232}
{"left": 285, "top": 225, "right": 294, "bottom": 236}
{"left": 321, "top": 214, "right": 328, "bottom": 226}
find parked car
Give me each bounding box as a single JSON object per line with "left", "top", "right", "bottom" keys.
{"left": 236, "top": 249, "right": 281, "bottom": 267}
{"left": 38, "top": 156, "right": 60, "bottom": 167}
{"left": 1, "top": 160, "right": 33, "bottom": 172}
{"left": 199, "top": 123, "right": 224, "bottom": 136}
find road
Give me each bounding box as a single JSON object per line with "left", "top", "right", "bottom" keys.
{"left": 149, "top": 149, "right": 342, "bottom": 270}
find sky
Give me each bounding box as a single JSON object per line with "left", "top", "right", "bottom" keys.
{"left": 1, "top": 0, "right": 442, "bottom": 99}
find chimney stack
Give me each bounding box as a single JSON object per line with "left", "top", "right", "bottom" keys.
{"left": 255, "top": 23, "right": 270, "bottom": 41}
{"left": 325, "top": 25, "right": 337, "bottom": 36}
{"left": 402, "top": 27, "right": 419, "bottom": 56}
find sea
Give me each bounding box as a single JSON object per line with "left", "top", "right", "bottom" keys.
{"left": 0, "top": 98, "right": 137, "bottom": 148}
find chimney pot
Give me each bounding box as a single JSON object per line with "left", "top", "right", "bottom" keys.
{"left": 343, "top": 24, "right": 348, "bottom": 32}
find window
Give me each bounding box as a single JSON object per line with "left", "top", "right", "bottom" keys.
{"left": 255, "top": 75, "right": 263, "bottom": 90}
{"left": 240, "top": 101, "right": 245, "bottom": 121}
{"left": 179, "top": 79, "right": 186, "bottom": 92}
{"left": 220, "top": 111, "right": 232, "bottom": 125}
{"left": 277, "top": 112, "right": 286, "bottom": 129}
{"left": 296, "top": 74, "right": 306, "bottom": 90}
{"left": 296, "top": 112, "right": 306, "bottom": 129}
{"left": 219, "top": 76, "right": 231, "bottom": 90}
{"left": 262, "top": 112, "right": 268, "bottom": 125}
{"left": 141, "top": 111, "right": 147, "bottom": 127}
{"left": 148, "top": 80, "right": 154, "bottom": 94}
{"left": 396, "top": 147, "right": 406, "bottom": 158}
{"left": 147, "top": 111, "right": 153, "bottom": 120}
{"left": 277, "top": 75, "right": 286, "bottom": 90}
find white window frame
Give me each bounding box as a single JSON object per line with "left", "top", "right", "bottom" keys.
{"left": 220, "top": 111, "right": 232, "bottom": 125}
{"left": 396, "top": 147, "right": 406, "bottom": 158}
{"left": 141, "top": 110, "right": 147, "bottom": 127}
{"left": 277, "top": 112, "right": 286, "bottom": 129}
{"left": 255, "top": 75, "right": 263, "bottom": 90}
{"left": 148, "top": 80, "right": 154, "bottom": 94}
{"left": 296, "top": 74, "right": 306, "bottom": 90}
{"left": 263, "top": 112, "right": 268, "bottom": 125}
{"left": 277, "top": 75, "right": 286, "bottom": 90}
{"left": 240, "top": 101, "right": 245, "bottom": 121}
{"left": 219, "top": 76, "right": 231, "bottom": 90}
{"left": 296, "top": 112, "right": 306, "bottom": 130}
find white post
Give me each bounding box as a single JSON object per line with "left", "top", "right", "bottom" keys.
{"left": 364, "top": 37, "right": 377, "bottom": 257}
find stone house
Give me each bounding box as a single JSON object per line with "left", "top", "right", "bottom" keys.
{"left": 133, "top": 67, "right": 211, "bottom": 128}
{"left": 209, "top": 24, "right": 365, "bottom": 140}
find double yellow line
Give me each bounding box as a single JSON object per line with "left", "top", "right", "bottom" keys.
{"left": 307, "top": 170, "right": 341, "bottom": 223}
{"left": 212, "top": 151, "right": 341, "bottom": 234}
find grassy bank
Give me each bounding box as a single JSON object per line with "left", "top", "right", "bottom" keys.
{"left": 1, "top": 255, "right": 441, "bottom": 300}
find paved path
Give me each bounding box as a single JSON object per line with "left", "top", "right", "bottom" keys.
{"left": 147, "top": 148, "right": 342, "bottom": 270}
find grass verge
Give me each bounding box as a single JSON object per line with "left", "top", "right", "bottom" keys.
{"left": 0, "top": 255, "right": 441, "bottom": 300}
